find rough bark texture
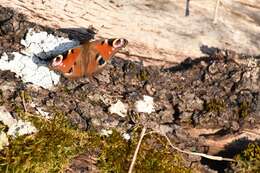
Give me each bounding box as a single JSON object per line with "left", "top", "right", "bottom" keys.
{"left": 0, "top": 7, "right": 259, "bottom": 170}
{"left": 0, "top": 2, "right": 259, "bottom": 173}
{"left": 1, "top": 0, "right": 260, "bottom": 65}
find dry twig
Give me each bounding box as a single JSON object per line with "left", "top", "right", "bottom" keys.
{"left": 162, "top": 132, "right": 235, "bottom": 162}
{"left": 21, "top": 91, "right": 27, "bottom": 112}
{"left": 128, "top": 127, "right": 235, "bottom": 173}
{"left": 147, "top": 130, "right": 235, "bottom": 161}
{"left": 128, "top": 126, "right": 147, "bottom": 173}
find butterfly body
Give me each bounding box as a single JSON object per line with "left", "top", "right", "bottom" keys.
{"left": 49, "top": 38, "right": 128, "bottom": 79}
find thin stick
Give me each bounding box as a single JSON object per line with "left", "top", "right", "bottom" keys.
{"left": 213, "top": 0, "right": 221, "bottom": 23}
{"left": 128, "top": 126, "right": 147, "bottom": 173}
{"left": 162, "top": 133, "right": 235, "bottom": 162}
{"left": 21, "top": 91, "right": 27, "bottom": 112}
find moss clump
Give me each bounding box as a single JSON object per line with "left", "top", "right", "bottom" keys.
{"left": 126, "top": 62, "right": 137, "bottom": 71}
{"left": 12, "top": 103, "right": 24, "bottom": 115}
{"left": 20, "top": 90, "right": 32, "bottom": 103}
{"left": 0, "top": 108, "right": 191, "bottom": 173}
{"left": 0, "top": 111, "right": 90, "bottom": 173}
{"left": 0, "top": 122, "right": 7, "bottom": 132}
{"left": 238, "top": 101, "right": 250, "bottom": 118}
{"left": 97, "top": 130, "right": 191, "bottom": 173}
{"left": 135, "top": 133, "right": 191, "bottom": 173}
{"left": 62, "top": 86, "right": 71, "bottom": 94}
{"left": 137, "top": 69, "right": 150, "bottom": 81}
{"left": 205, "top": 99, "right": 226, "bottom": 113}
{"left": 98, "top": 130, "right": 134, "bottom": 172}
{"left": 0, "top": 89, "right": 3, "bottom": 105}
{"left": 233, "top": 142, "right": 260, "bottom": 172}
{"left": 123, "top": 62, "right": 150, "bottom": 81}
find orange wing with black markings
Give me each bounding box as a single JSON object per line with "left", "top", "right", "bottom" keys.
{"left": 49, "top": 38, "right": 128, "bottom": 79}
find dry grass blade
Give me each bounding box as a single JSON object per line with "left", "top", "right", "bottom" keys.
{"left": 162, "top": 133, "right": 235, "bottom": 162}
{"left": 21, "top": 91, "right": 27, "bottom": 113}
{"left": 128, "top": 126, "right": 147, "bottom": 173}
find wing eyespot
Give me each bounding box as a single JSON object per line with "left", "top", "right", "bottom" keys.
{"left": 113, "top": 38, "right": 126, "bottom": 48}
{"left": 98, "top": 57, "right": 106, "bottom": 66}
{"left": 95, "top": 54, "right": 106, "bottom": 66}
{"left": 64, "top": 67, "right": 74, "bottom": 77}
{"left": 68, "top": 67, "right": 73, "bottom": 73}
{"left": 52, "top": 55, "right": 63, "bottom": 66}
{"left": 107, "top": 39, "right": 114, "bottom": 46}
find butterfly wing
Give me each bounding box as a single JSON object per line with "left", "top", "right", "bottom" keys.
{"left": 83, "top": 38, "right": 128, "bottom": 77}
{"left": 50, "top": 46, "right": 85, "bottom": 79}
{"left": 49, "top": 38, "right": 128, "bottom": 79}
{"left": 95, "top": 38, "right": 128, "bottom": 61}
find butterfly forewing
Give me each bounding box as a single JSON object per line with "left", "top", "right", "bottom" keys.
{"left": 64, "top": 49, "right": 85, "bottom": 79}
{"left": 50, "top": 38, "right": 128, "bottom": 79}
{"left": 50, "top": 46, "right": 81, "bottom": 74}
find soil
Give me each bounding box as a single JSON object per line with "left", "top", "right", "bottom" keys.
{"left": 0, "top": 5, "right": 259, "bottom": 173}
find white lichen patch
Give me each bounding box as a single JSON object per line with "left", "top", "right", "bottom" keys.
{"left": 108, "top": 100, "right": 128, "bottom": 117}
{"left": 35, "top": 107, "right": 51, "bottom": 119}
{"left": 30, "top": 102, "right": 52, "bottom": 119}
{"left": 0, "top": 106, "right": 17, "bottom": 127}
{"left": 100, "top": 129, "right": 113, "bottom": 137}
{"left": 134, "top": 95, "right": 155, "bottom": 114}
{"left": 0, "top": 28, "right": 78, "bottom": 89}
{"left": 0, "top": 132, "right": 9, "bottom": 150}
{"left": 7, "top": 120, "right": 37, "bottom": 137}
{"left": 0, "top": 106, "right": 37, "bottom": 138}
{"left": 122, "top": 132, "right": 131, "bottom": 141}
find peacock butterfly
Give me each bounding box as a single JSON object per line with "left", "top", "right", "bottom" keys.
{"left": 49, "top": 38, "right": 128, "bottom": 79}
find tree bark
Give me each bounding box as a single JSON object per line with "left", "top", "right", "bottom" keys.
{"left": 2, "top": 0, "right": 260, "bottom": 65}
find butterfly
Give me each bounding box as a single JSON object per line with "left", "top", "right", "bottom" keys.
{"left": 49, "top": 38, "right": 128, "bottom": 79}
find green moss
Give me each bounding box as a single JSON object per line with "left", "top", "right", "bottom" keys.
{"left": 13, "top": 104, "right": 24, "bottom": 115}
{"left": 97, "top": 129, "right": 191, "bottom": 173}
{"left": 234, "top": 143, "right": 260, "bottom": 172}
{"left": 98, "top": 130, "right": 133, "bottom": 172}
{"left": 0, "top": 89, "right": 3, "bottom": 105}
{"left": 0, "top": 122, "right": 7, "bottom": 133}
{"left": 0, "top": 107, "right": 191, "bottom": 173}
{"left": 135, "top": 133, "right": 191, "bottom": 173}
{"left": 238, "top": 101, "right": 250, "bottom": 118}
{"left": 205, "top": 99, "right": 225, "bottom": 113}
{"left": 124, "top": 62, "right": 150, "bottom": 81}
{"left": 128, "top": 62, "right": 137, "bottom": 71}
{"left": 20, "top": 90, "right": 32, "bottom": 103}
{"left": 137, "top": 69, "right": 150, "bottom": 81}
{"left": 62, "top": 86, "right": 71, "bottom": 94}
{"left": 0, "top": 111, "right": 90, "bottom": 173}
